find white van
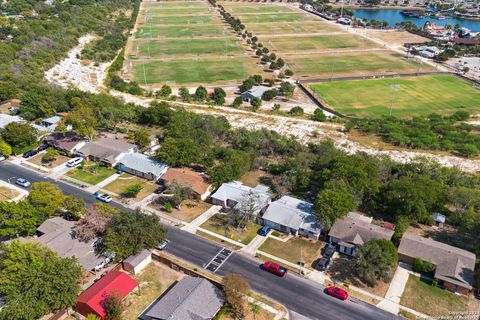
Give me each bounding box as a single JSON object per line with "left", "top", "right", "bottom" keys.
{"left": 67, "top": 157, "right": 83, "bottom": 167}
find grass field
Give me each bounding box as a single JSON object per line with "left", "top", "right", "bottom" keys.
{"left": 200, "top": 214, "right": 260, "bottom": 245}
{"left": 308, "top": 74, "right": 480, "bottom": 118}
{"left": 135, "top": 37, "right": 241, "bottom": 57}
{"left": 288, "top": 52, "right": 432, "bottom": 79}
{"left": 136, "top": 24, "right": 228, "bottom": 38}
{"left": 259, "top": 237, "right": 325, "bottom": 269}
{"left": 262, "top": 34, "right": 378, "bottom": 53}
{"left": 145, "top": 15, "right": 215, "bottom": 25}
{"left": 132, "top": 58, "right": 250, "bottom": 84}
{"left": 221, "top": 4, "right": 295, "bottom": 14}
{"left": 246, "top": 21, "right": 343, "bottom": 35}
{"left": 142, "top": 1, "right": 208, "bottom": 8}
{"left": 145, "top": 7, "right": 211, "bottom": 15}
{"left": 240, "top": 13, "right": 315, "bottom": 23}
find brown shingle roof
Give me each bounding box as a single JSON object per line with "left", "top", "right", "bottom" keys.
{"left": 328, "top": 216, "right": 394, "bottom": 245}
{"left": 161, "top": 167, "right": 210, "bottom": 196}
{"left": 398, "top": 233, "right": 476, "bottom": 289}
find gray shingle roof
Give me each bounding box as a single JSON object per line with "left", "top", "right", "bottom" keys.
{"left": 34, "top": 217, "right": 103, "bottom": 271}
{"left": 398, "top": 233, "right": 476, "bottom": 289}
{"left": 123, "top": 249, "right": 151, "bottom": 268}
{"left": 328, "top": 216, "right": 394, "bottom": 245}
{"left": 241, "top": 86, "right": 270, "bottom": 99}
{"left": 262, "top": 196, "right": 321, "bottom": 234}
{"left": 77, "top": 137, "right": 135, "bottom": 163}
{"left": 144, "top": 277, "right": 224, "bottom": 320}
{"left": 118, "top": 153, "right": 169, "bottom": 178}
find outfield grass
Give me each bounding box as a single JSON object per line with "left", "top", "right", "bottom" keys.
{"left": 240, "top": 13, "right": 315, "bottom": 23}
{"left": 262, "top": 34, "right": 378, "bottom": 53}
{"left": 144, "top": 7, "right": 211, "bottom": 15}
{"left": 133, "top": 58, "right": 248, "bottom": 84}
{"left": 288, "top": 52, "right": 432, "bottom": 79}
{"left": 136, "top": 25, "right": 228, "bottom": 38}
{"left": 309, "top": 74, "right": 480, "bottom": 118}
{"left": 146, "top": 15, "right": 215, "bottom": 25}
{"left": 400, "top": 275, "right": 468, "bottom": 316}
{"left": 135, "top": 38, "right": 241, "bottom": 57}
{"left": 246, "top": 21, "right": 343, "bottom": 35}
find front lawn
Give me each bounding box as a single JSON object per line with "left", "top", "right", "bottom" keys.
{"left": 122, "top": 262, "right": 183, "bottom": 319}
{"left": 400, "top": 275, "right": 468, "bottom": 317}
{"left": 66, "top": 161, "right": 116, "bottom": 185}
{"left": 150, "top": 200, "right": 212, "bottom": 223}
{"left": 27, "top": 153, "right": 70, "bottom": 168}
{"left": 200, "top": 214, "right": 261, "bottom": 245}
{"left": 258, "top": 237, "right": 325, "bottom": 268}
{"left": 103, "top": 174, "right": 157, "bottom": 200}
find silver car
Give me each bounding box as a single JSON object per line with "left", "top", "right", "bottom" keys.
{"left": 16, "top": 178, "right": 31, "bottom": 188}
{"left": 157, "top": 239, "right": 169, "bottom": 250}
{"left": 96, "top": 193, "right": 113, "bottom": 203}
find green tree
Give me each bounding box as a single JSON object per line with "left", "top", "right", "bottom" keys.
{"left": 272, "top": 103, "right": 281, "bottom": 112}
{"left": 285, "top": 69, "right": 293, "bottom": 77}
{"left": 413, "top": 257, "right": 436, "bottom": 274}
{"left": 179, "top": 87, "right": 190, "bottom": 102}
{"left": 289, "top": 106, "right": 304, "bottom": 116}
{"left": 104, "top": 292, "right": 123, "bottom": 320}
{"left": 0, "top": 241, "right": 82, "bottom": 320}
{"left": 276, "top": 58, "right": 285, "bottom": 68}
{"left": 222, "top": 274, "right": 251, "bottom": 319}
{"left": 213, "top": 87, "right": 226, "bottom": 105}
{"left": 133, "top": 129, "right": 150, "bottom": 149}
{"left": 194, "top": 86, "right": 208, "bottom": 101}
{"left": 1, "top": 122, "right": 36, "bottom": 154}
{"left": 103, "top": 210, "right": 167, "bottom": 259}
{"left": 0, "top": 140, "right": 12, "bottom": 156}
{"left": 250, "top": 97, "right": 262, "bottom": 111}
{"left": 157, "top": 84, "right": 172, "bottom": 97}
{"left": 41, "top": 147, "right": 59, "bottom": 163}
{"left": 279, "top": 82, "right": 295, "bottom": 97}
{"left": 312, "top": 108, "right": 326, "bottom": 122}
{"left": 355, "top": 239, "right": 398, "bottom": 286}
{"left": 155, "top": 137, "right": 204, "bottom": 167}
{"left": 0, "top": 201, "right": 37, "bottom": 237}
{"left": 314, "top": 187, "right": 356, "bottom": 230}
{"left": 63, "top": 195, "right": 87, "bottom": 220}
{"left": 232, "top": 96, "right": 243, "bottom": 108}
{"left": 27, "top": 182, "right": 66, "bottom": 219}
{"left": 122, "top": 183, "right": 144, "bottom": 198}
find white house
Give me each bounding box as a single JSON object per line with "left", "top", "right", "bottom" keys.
{"left": 240, "top": 86, "right": 270, "bottom": 102}
{"left": 210, "top": 181, "right": 271, "bottom": 214}
{"left": 117, "top": 153, "right": 169, "bottom": 181}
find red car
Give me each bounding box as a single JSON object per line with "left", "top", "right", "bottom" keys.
{"left": 327, "top": 286, "right": 349, "bottom": 300}
{"left": 262, "top": 261, "right": 287, "bottom": 277}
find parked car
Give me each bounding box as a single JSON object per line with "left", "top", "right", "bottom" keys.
{"left": 323, "top": 244, "right": 336, "bottom": 259}
{"left": 262, "top": 261, "right": 287, "bottom": 277}
{"left": 259, "top": 226, "right": 271, "bottom": 236}
{"left": 15, "top": 178, "right": 31, "bottom": 188}
{"left": 314, "top": 257, "right": 330, "bottom": 271}
{"left": 327, "top": 286, "right": 349, "bottom": 300}
{"left": 37, "top": 144, "right": 49, "bottom": 152}
{"left": 67, "top": 157, "right": 83, "bottom": 167}
{"left": 22, "top": 150, "right": 38, "bottom": 158}
{"left": 154, "top": 185, "right": 166, "bottom": 194}
{"left": 0, "top": 154, "right": 5, "bottom": 161}
{"left": 96, "top": 193, "right": 112, "bottom": 203}
{"left": 157, "top": 239, "right": 169, "bottom": 250}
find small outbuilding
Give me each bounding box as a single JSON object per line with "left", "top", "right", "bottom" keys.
{"left": 240, "top": 86, "right": 270, "bottom": 102}
{"left": 76, "top": 270, "right": 138, "bottom": 319}
{"left": 123, "top": 249, "right": 152, "bottom": 275}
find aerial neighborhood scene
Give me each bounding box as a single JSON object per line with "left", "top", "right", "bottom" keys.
{"left": 1, "top": 0, "right": 480, "bottom": 319}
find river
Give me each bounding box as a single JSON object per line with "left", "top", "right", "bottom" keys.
{"left": 351, "top": 9, "right": 480, "bottom": 32}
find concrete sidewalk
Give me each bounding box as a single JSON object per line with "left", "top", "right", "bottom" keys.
{"left": 86, "top": 173, "right": 120, "bottom": 193}
{"left": 241, "top": 232, "right": 270, "bottom": 255}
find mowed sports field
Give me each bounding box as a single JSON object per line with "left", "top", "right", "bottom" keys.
{"left": 309, "top": 75, "right": 480, "bottom": 118}
{"left": 219, "top": 1, "right": 433, "bottom": 79}
{"left": 124, "top": 0, "right": 263, "bottom": 86}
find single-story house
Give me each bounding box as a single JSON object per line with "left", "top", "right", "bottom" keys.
{"left": 34, "top": 217, "right": 104, "bottom": 272}
{"left": 142, "top": 276, "right": 224, "bottom": 320}
{"left": 44, "top": 132, "right": 88, "bottom": 154}
{"left": 76, "top": 270, "right": 138, "bottom": 319}
{"left": 240, "top": 86, "right": 270, "bottom": 102}
{"left": 261, "top": 196, "right": 322, "bottom": 239}
{"left": 398, "top": 232, "right": 476, "bottom": 295}
{"left": 77, "top": 137, "right": 136, "bottom": 166}
{"left": 123, "top": 249, "right": 152, "bottom": 275}
{"left": 160, "top": 167, "right": 212, "bottom": 200}
{"left": 0, "top": 113, "right": 25, "bottom": 129}
{"left": 117, "top": 153, "right": 169, "bottom": 181}
{"left": 210, "top": 181, "right": 271, "bottom": 214}
{"left": 328, "top": 212, "right": 394, "bottom": 257}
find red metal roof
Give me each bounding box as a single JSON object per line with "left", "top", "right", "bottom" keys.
{"left": 76, "top": 270, "right": 138, "bottom": 319}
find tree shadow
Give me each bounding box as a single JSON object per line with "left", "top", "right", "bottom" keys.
{"left": 328, "top": 257, "right": 363, "bottom": 287}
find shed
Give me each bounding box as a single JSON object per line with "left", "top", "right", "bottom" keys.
{"left": 76, "top": 270, "right": 138, "bottom": 319}
{"left": 240, "top": 86, "right": 270, "bottom": 102}
{"left": 123, "top": 249, "right": 152, "bottom": 275}
{"left": 432, "top": 212, "right": 446, "bottom": 228}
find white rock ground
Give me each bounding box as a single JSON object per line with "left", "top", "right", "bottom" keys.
{"left": 44, "top": 35, "right": 480, "bottom": 174}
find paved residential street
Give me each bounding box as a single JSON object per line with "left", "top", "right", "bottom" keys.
{"left": 0, "top": 161, "right": 399, "bottom": 320}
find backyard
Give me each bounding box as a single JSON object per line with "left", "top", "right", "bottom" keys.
{"left": 103, "top": 174, "right": 157, "bottom": 201}
{"left": 200, "top": 214, "right": 261, "bottom": 245}
{"left": 400, "top": 275, "right": 468, "bottom": 317}
{"left": 258, "top": 237, "right": 325, "bottom": 268}
{"left": 309, "top": 74, "right": 480, "bottom": 118}
{"left": 122, "top": 262, "right": 183, "bottom": 319}
{"left": 66, "top": 161, "right": 116, "bottom": 185}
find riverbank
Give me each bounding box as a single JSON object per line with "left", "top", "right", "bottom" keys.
{"left": 331, "top": 4, "right": 423, "bottom": 11}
